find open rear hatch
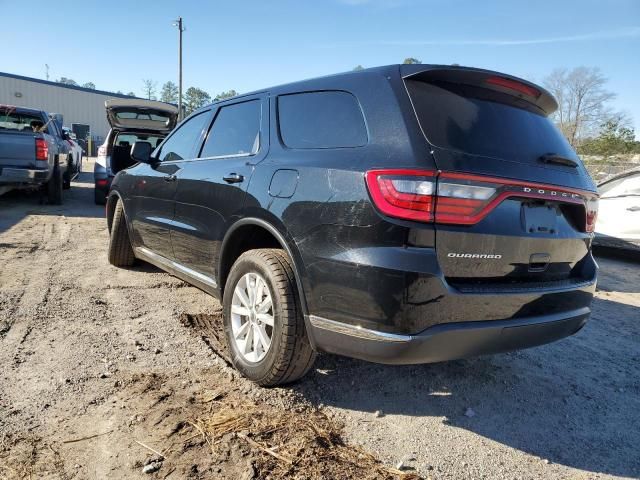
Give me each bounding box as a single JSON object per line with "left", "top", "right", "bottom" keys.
{"left": 105, "top": 99, "right": 178, "bottom": 133}
{"left": 402, "top": 66, "right": 598, "bottom": 287}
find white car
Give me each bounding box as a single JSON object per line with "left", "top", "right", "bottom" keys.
{"left": 594, "top": 168, "right": 640, "bottom": 252}
{"left": 93, "top": 98, "right": 177, "bottom": 204}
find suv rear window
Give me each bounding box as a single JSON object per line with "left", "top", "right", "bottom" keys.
{"left": 278, "top": 91, "right": 367, "bottom": 149}
{"left": 405, "top": 79, "right": 577, "bottom": 164}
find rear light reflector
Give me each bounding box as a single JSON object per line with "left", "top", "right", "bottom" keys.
{"left": 365, "top": 169, "right": 598, "bottom": 232}
{"left": 96, "top": 179, "right": 109, "bottom": 187}
{"left": 585, "top": 197, "right": 599, "bottom": 232}
{"left": 365, "top": 170, "right": 436, "bottom": 222}
{"left": 486, "top": 76, "right": 541, "bottom": 98}
{"left": 35, "top": 138, "right": 48, "bottom": 161}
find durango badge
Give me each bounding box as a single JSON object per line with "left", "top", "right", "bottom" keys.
{"left": 447, "top": 253, "right": 503, "bottom": 259}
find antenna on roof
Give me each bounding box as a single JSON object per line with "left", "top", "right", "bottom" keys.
{"left": 45, "top": 64, "right": 49, "bottom": 81}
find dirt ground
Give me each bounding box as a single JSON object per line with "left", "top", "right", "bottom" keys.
{"left": 0, "top": 162, "right": 639, "bottom": 480}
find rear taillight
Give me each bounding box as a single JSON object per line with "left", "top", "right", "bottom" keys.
{"left": 365, "top": 170, "right": 436, "bottom": 222}
{"left": 35, "top": 138, "right": 48, "bottom": 161}
{"left": 435, "top": 176, "right": 498, "bottom": 223}
{"left": 366, "top": 169, "right": 598, "bottom": 232}
{"left": 585, "top": 197, "right": 598, "bottom": 233}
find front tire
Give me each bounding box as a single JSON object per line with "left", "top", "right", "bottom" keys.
{"left": 223, "top": 249, "right": 316, "bottom": 386}
{"left": 108, "top": 199, "right": 135, "bottom": 267}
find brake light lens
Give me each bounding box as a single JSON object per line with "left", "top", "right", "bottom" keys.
{"left": 35, "top": 138, "right": 48, "bottom": 161}
{"left": 365, "top": 170, "right": 436, "bottom": 222}
{"left": 365, "top": 169, "right": 598, "bottom": 232}
{"left": 585, "top": 197, "right": 598, "bottom": 233}
{"left": 486, "top": 76, "right": 541, "bottom": 98}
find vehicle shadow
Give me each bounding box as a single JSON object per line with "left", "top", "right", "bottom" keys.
{"left": 293, "top": 295, "right": 640, "bottom": 478}
{"left": 594, "top": 254, "right": 640, "bottom": 294}
{"left": 0, "top": 170, "right": 103, "bottom": 235}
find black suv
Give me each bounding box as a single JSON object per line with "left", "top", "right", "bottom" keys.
{"left": 106, "top": 65, "right": 599, "bottom": 386}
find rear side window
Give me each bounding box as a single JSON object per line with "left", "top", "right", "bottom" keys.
{"left": 278, "top": 91, "right": 367, "bottom": 149}
{"left": 200, "top": 100, "right": 260, "bottom": 158}
{"left": 405, "top": 80, "right": 578, "bottom": 164}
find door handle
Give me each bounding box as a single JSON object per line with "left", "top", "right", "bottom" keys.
{"left": 164, "top": 174, "right": 177, "bottom": 182}
{"left": 223, "top": 173, "right": 244, "bottom": 184}
{"left": 627, "top": 206, "right": 640, "bottom": 212}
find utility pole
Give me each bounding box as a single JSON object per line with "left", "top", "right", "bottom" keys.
{"left": 173, "top": 17, "right": 185, "bottom": 121}
{"left": 45, "top": 64, "right": 49, "bottom": 81}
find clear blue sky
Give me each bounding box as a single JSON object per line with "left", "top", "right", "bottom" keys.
{"left": 1, "top": 0, "right": 639, "bottom": 134}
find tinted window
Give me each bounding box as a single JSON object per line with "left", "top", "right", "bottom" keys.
{"left": 406, "top": 79, "right": 579, "bottom": 165}
{"left": 158, "top": 111, "right": 210, "bottom": 162}
{"left": 200, "top": 100, "right": 260, "bottom": 158}
{"left": 278, "top": 91, "right": 367, "bottom": 149}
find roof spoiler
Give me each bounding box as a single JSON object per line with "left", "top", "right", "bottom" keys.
{"left": 401, "top": 64, "right": 558, "bottom": 115}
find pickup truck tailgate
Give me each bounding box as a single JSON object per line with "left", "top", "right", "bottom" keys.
{"left": 0, "top": 132, "right": 38, "bottom": 169}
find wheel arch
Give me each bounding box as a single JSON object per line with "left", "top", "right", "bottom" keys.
{"left": 219, "top": 217, "right": 309, "bottom": 316}
{"left": 105, "top": 190, "right": 126, "bottom": 233}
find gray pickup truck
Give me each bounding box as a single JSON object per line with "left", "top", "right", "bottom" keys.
{"left": 0, "top": 105, "right": 71, "bottom": 204}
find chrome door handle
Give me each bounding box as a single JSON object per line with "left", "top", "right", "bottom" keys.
{"left": 223, "top": 173, "right": 244, "bottom": 183}
{"left": 164, "top": 174, "right": 177, "bottom": 182}
{"left": 627, "top": 206, "right": 640, "bottom": 212}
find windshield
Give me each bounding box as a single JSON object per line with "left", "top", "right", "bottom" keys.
{"left": 0, "top": 108, "right": 44, "bottom": 132}
{"left": 600, "top": 173, "right": 640, "bottom": 198}
{"left": 405, "top": 79, "right": 579, "bottom": 165}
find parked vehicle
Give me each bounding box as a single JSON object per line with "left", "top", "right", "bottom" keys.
{"left": 63, "top": 127, "right": 83, "bottom": 186}
{"left": 0, "top": 105, "right": 70, "bottom": 203}
{"left": 594, "top": 168, "right": 640, "bottom": 253}
{"left": 94, "top": 99, "right": 178, "bottom": 204}
{"left": 105, "top": 65, "right": 599, "bottom": 386}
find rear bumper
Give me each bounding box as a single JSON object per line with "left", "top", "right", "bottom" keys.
{"left": 307, "top": 307, "right": 590, "bottom": 364}
{"left": 0, "top": 167, "right": 49, "bottom": 185}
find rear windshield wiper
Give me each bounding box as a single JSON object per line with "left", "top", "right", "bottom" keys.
{"left": 538, "top": 153, "right": 578, "bottom": 168}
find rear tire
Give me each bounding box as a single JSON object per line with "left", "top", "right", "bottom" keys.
{"left": 223, "top": 249, "right": 316, "bottom": 386}
{"left": 47, "top": 160, "right": 63, "bottom": 205}
{"left": 63, "top": 161, "right": 72, "bottom": 189}
{"left": 108, "top": 199, "right": 135, "bottom": 267}
{"left": 94, "top": 187, "right": 107, "bottom": 205}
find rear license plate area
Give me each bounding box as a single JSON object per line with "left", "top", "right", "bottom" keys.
{"left": 522, "top": 203, "right": 558, "bottom": 234}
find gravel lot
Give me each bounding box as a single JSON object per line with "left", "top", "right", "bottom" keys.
{"left": 0, "top": 162, "right": 639, "bottom": 479}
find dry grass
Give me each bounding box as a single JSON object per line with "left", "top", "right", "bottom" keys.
{"left": 189, "top": 399, "right": 421, "bottom": 480}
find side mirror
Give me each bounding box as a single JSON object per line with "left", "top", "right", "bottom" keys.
{"left": 130, "top": 141, "right": 154, "bottom": 164}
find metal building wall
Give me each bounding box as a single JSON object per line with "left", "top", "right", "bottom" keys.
{"left": 0, "top": 74, "right": 133, "bottom": 142}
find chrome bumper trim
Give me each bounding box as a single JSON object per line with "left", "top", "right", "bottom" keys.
{"left": 308, "top": 315, "right": 412, "bottom": 343}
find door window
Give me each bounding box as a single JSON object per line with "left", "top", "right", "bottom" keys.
{"left": 157, "top": 111, "right": 210, "bottom": 162}
{"left": 199, "top": 100, "right": 261, "bottom": 158}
